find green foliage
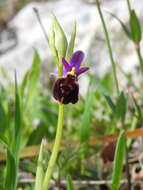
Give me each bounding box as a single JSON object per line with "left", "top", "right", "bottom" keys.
{"left": 25, "top": 50, "right": 41, "bottom": 106}
{"left": 107, "top": 9, "right": 142, "bottom": 44}
{"left": 67, "top": 174, "right": 74, "bottom": 190}
{"left": 66, "top": 22, "right": 76, "bottom": 61}
{"left": 4, "top": 149, "right": 17, "bottom": 190}
{"left": 115, "top": 92, "right": 127, "bottom": 121}
{"left": 0, "top": 132, "right": 16, "bottom": 190}
{"left": 106, "top": 11, "right": 132, "bottom": 40}
{"left": 130, "top": 10, "right": 142, "bottom": 43}
{"left": 4, "top": 73, "right": 22, "bottom": 190}
{"left": 35, "top": 140, "right": 44, "bottom": 190}
{"left": 80, "top": 91, "right": 94, "bottom": 142}
{"left": 112, "top": 131, "right": 126, "bottom": 190}
{"left": 105, "top": 92, "right": 127, "bottom": 121}
{"left": 0, "top": 7, "right": 143, "bottom": 190}
{"left": 48, "top": 23, "right": 59, "bottom": 63}
{"left": 50, "top": 15, "right": 68, "bottom": 62}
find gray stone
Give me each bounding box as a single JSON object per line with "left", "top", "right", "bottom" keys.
{"left": 0, "top": 0, "right": 142, "bottom": 87}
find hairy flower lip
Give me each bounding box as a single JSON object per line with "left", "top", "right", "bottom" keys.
{"left": 50, "top": 50, "right": 89, "bottom": 78}
{"left": 52, "top": 74, "right": 79, "bottom": 104}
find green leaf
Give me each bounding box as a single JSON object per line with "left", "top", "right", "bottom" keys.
{"left": 127, "top": 116, "right": 137, "bottom": 147}
{"left": 13, "top": 72, "right": 21, "bottom": 159}
{"left": 26, "top": 50, "right": 41, "bottom": 106}
{"left": 20, "top": 70, "right": 30, "bottom": 99}
{"left": 115, "top": 92, "right": 127, "bottom": 121}
{"left": 35, "top": 140, "right": 44, "bottom": 190}
{"left": 52, "top": 15, "right": 68, "bottom": 60}
{"left": 66, "top": 22, "right": 76, "bottom": 61}
{"left": 0, "top": 100, "right": 6, "bottom": 133}
{"left": 94, "top": 77, "right": 111, "bottom": 96}
{"left": 104, "top": 95, "right": 116, "bottom": 112}
{"left": 11, "top": 72, "right": 21, "bottom": 190}
{"left": 0, "top": 135, "right": 17, "bottom": 190}
{"left": 0, "top": 134, "right": 9, "bottom": 146}
{"left": 106, "top": 11, "right": 132, "bottom": 40}
{"left": 4, "top": 150, "right": 17, "bottom": 190}
{"left": 112, "top": 131, "right": 126, "bottom": 190}
{"left": 130, "top": 10, "right": 142, "bottom": 43}
{"left": 80, "top": 92, "right": 94, "bottom": 142}
{"left": 67, "top": 174, "right": 74, "bottom": 190}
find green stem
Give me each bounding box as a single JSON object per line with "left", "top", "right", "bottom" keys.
{"left": 43, "top": 104, "right": 64, "bottom": 190}
{"left": 126, "top": 0, "right": 132, "bottom": 14}
{"left": 125, "top": 143, "right": 131, "bottom": 190}
{"left": 126, "top": 0, "right": 143, "bottom": 84}
{"left": 33, "top": 8, "right": 49, "bottom": 44}
{"left": 136, "top": 44, "right": 143, "bottom": 79}
{"left": 96, "top": 0, "right": 119, "bottom": 95}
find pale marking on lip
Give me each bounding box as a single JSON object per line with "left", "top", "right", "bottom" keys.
{"left": 67, "top": 67, "right": 76, "bottom": 76}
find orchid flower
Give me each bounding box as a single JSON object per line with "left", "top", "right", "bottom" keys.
{"left": 51, "top": 50, "right": 89, "bottom": 79}
{"left": 52, "top": 50, "right": 89, "bottom": 104}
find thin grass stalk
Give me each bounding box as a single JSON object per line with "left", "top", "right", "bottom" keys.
{"left": 33, "top": 8, "right": 49, "bottom": 43}
{"left": 125, "top": 143, "right": 131, "bottom": 190}
{"left": 122, "top": 120, "right": 131, "bottom": 190}
{"left": 136, "top": 44, "right": 143, "bottom": 79}
{"left": 96, "top": 0, "right": 119, "bottom": 95}
{"left": 126, "top": 0, "right": 131, "bottom": 14}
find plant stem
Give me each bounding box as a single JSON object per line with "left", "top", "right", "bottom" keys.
{"left": 126, "top": 0, "right": 132, "bottom": 14}
{"left": 33, "top": 8, "right": 49, "bottom": 44}
{"left": 43, "top": 104, "right": 64, "bottom": 190}
{"left": 136, "top": 44, "right": 143, "bottom": 80}
{"left": 96, "top": 0, "right": 119, "bottom": 95}
{"left": 122, "top": 120, "right": 131, "bottom": 190}
{"left": 125, "top": 143, "right": 131, "bottom": 190}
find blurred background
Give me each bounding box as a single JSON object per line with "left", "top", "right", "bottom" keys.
{"left": 0, "top": 0, "right": 142, "bottom": 85}
{"left": 0, "top": 0, "right": 143, "bottom": 189}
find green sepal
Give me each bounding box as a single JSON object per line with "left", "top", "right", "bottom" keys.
{"left": 52, "top": 15, "right": 68, "bottom": 61}
{"left": 66, "top": 22, "right": 76, "bottom": 61}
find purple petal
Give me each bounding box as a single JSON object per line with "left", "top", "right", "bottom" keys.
{"left": 63, "top": 68, "right": 68, "bottom": 76}
{"left": 76, "top": 67, "right": 89, "bottom": 76}
{"left": 62, "top": 58, "right": 72, "bottom": 72}
{"left": 70, "top": 51, "right": 84, "bottom": 69}
{"left": 50, "top": 69, "right": 67, "bottom": 76}
{"left": 50, "top": 70, "right": 58, "bottom": 76}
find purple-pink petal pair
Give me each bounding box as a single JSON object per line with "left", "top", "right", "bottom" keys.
{"left": 51, "top": 50, "right": 89, "bottom": 78}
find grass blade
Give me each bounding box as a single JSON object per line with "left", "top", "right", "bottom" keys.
{"left": 105, "top": 11, "right": 132, "bottom": 40}
{"left": 20, "top": 70, "right": 29, "bottom": 99}
{"left": 0, "top": 135, "right": 17, "bottom": 190}
{"left": 13, "top": 72, "right": 21, "bottom": 158}
{"left": 4, "top": 150, "right": 17, "bottom": 190}
{"left": 35, "top": 140, "right": 44, "bottom": 190}
{"left": 67, "top": 174, "right": 74, "bottom": 190}
{"left": 80, "top": 92, "right": 94, "bottom": 142}
{"left": 104, "top": 95, "right": 116, "bottom": 112}
{"left": 26, "top": 50, "right": 41, "bottom": 106}
{"left": 115, "top": 92, "right": 127, "bottom": 121}
{"left": 112, "top": 131, "right": 126, "bottom": 190}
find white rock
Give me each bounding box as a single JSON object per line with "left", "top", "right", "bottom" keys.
{"left": 0, "top": 0, "right": 142, "bottom": 86}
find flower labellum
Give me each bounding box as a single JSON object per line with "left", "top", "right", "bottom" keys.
{"left": 52, "top": 50, "right": 89, "bottom": 104}
{"left": 53, "top": 74, "right": 79, "bottom": 104}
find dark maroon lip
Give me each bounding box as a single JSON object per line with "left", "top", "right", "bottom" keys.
{"left": 52, "top": 75, "right": 79, "bottom": 104}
